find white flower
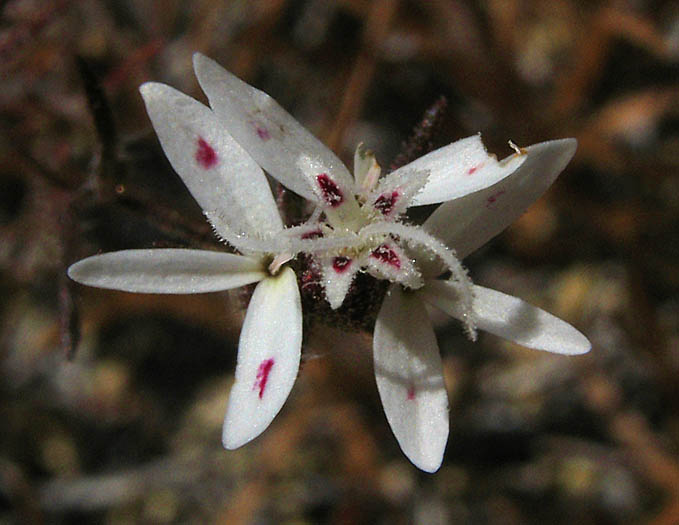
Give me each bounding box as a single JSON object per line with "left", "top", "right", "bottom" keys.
{"left": 372, "top": 140, "right": 592, "bottom": 472}
{"left": 68, "top": 53, "right": 591, "bottom": 473}
{"left": 184, "top": 55, "right": 592, "bottom": 474}
{"left": 189, "top": 54, "right": 530, "bottom": 319}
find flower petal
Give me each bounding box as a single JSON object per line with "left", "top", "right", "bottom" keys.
{"left": 423, "top": 139, "right": 577, "bottom": 260}
{"left": 421, "top": 282, "right": 591, "bottom": 355}
{"left": 320, "top": 255, "right": 359, "bottom": 309}
{"left": 397, "top": 135, "right": 526, "bottom": 206}
{"left": 368, "top": 167, "right": 429, "bottom": 220}
{"left": 222, "top": 267, "right": 302, "bottom": 449}
{"left": 192, "top": 54, "right": 358, "bottom": 220}
{"left": 68, "top": 249, "right": 266, "bottom": 293}
{"left": 365, "top": 242, "right": 423, "bottom": 289}
{"left": 139, "top": 82, "right": 283, "bottom": 245}
{"left": 374, "top": 285, "right": 449, "bottom": 473}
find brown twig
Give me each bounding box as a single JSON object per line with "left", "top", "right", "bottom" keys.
{"left": 322, "top": 0, "right": 399, "bottom": 152}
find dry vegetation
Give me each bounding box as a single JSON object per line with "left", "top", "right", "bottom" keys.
{"left": 1, "top": 0, "right": 679, "bottom": 523}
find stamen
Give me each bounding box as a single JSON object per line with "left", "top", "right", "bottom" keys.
{"left": 508, "top": 140, "right": 527, "bottom": 155}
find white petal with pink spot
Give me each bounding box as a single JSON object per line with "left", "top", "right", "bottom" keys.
{"left": 222, "top": 267, "right": 302, "bottom": 449}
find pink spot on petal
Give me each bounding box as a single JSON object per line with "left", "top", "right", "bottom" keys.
{"left": 332, "top": 256, "right": 352, "bottom": 273}
{"left": 250, "top": 121, "right": 271, "bottom": 141}
{"left": 467, "top": 162, "right": 484, "bottom": 175}
{"left": 485, "top": 189, "right": 506, "bottom": 209}
{"left": 371, "top": 244, "right": 401, "bottom": 269}
{"left": 316, "top": 173, "right": 344, "bottom": 208}
{"left": 195, "top": 137, "right": 218, "bottom": 169}
{"left": 373, "top": 190, "right": 400, "bottom": 216}
{"left": 253, "top": 358, "right": 275, "bottom": 399}
{"left": 406, "top": 384, "right": 416, "bottom": 400}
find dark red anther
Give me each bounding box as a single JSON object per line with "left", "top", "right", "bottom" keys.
{"left": 195, "top": 137, "right": 218, "bottom": 169}
{"left": 316, "top": 173, "right": 344, "bottom": 208}
{"left": 371, "top": 244, "right": 401, "bottom": 269}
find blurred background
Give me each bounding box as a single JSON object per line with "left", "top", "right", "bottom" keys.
{"left": 2, "top": 0, "right": 679, "bottom": 523}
